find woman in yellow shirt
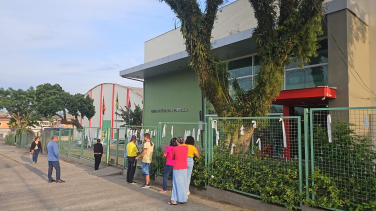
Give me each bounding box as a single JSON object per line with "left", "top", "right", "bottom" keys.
{"left": 184, "top": 136, "right": 199, "bottom": 195}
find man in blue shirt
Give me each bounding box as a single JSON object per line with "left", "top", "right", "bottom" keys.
{"left": 47, "top": 135, "right": 65, "bottom": 183}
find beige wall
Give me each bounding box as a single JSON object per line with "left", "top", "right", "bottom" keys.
{"left": 328, "top": 1, "right": 375, "bottom": 108}
{"left": 347, "top": 9, "right": 370, "bottom": 107}
{"left": 144, "top": 0, "right": 256, "bottom": 62}
{"left": 355, "top": 0, "right": 376, "bottom": 106}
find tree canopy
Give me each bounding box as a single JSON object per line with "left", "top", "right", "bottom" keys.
{"left": 160, "top": 0, "right": 324, "bottom": 117}
{"left": 116, "top": 104, "right": 143, "bottom": 126}
{"left": 35, "top": 83, "right": 95, "bottom": 129}
{"left": 0, "top": 87, "right": 40, "bottom": 128}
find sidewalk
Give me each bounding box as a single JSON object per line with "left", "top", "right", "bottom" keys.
{"left": 0, "top": 139, "right": 254, "bottom": 211}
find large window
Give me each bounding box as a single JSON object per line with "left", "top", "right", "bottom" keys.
{"left": 205, "top": 39, "right": 328, "bottom": 116}
{"left": 227, "top": 56, "right": 255, "bottom": 98}
{"left": 285, "top": 39, "right": 328, "bottom": 90}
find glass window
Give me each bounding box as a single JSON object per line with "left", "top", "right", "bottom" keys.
{"left": 254, "top": 55, "right": 260, "bottom": 75}
{"left": 270, "top": 105, "right": 283, "bottom": 114}
{"left": 286, "top": 39, "right": 328, "bottom": 69}
{"left": 285, "top": 65, "right": 328, "bottom": 90}
{"left": 228, "top": 57, "right": 252, "bottom": 78}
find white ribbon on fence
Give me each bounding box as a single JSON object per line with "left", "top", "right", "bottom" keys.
{"left": 140, "top": 129, "right": 144, "bottom": 141}
{"left": 146, "top": 129, "right": 150, "bottom": 134}
{"left": 364, "top": 114, "right": 369, "bottom": 128}
{"left": 279, "top": 118, "right": 287, "bottom": 148}
{"left": 196, "top": 129, "right": 201, "bottom": 142}
{"left": 240, "top": 125, "right": 244, "bottom": 136}
{"left": 256, "top": 138, "right": 261, "bottom": 150}
{"left": 171, "top": 126, "right": 174, "bottom": 138}
{"left": 216, "top": 130, "right": 219, "bottom": 146}
{"left": 127, "top": 129, "right": 131, "bottom": 142}
{"left": 327, "top": 114, "right": 332, "bottom": 143}
{"left": 192, "top": 128, "right": 195, "bottom": 140}
{"left": 162, "top": 124, "right": 166, "bottom": 138}
{"left": 212, "top": 120, "right": 217, "bottom": 130}
{"left": 212, "top": 120, "right": 219, "bottom": 146}
{"left": 154, "top": 129, "right": 157, "bottom": 138}
{"left": 150, "top": 131, "right": 153, "bottom": 138}
{"left": 252, "top": 120, "right": 257, "bottom": 128}
{"left": 231, "top": 143, "right": 236, "bottom": 155}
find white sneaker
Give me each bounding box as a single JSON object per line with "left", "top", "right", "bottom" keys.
{"left": 187, "top": 191, "right": 190, "bottom": 195}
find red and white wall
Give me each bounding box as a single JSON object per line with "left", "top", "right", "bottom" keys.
{"left": 81, "top": 83, "right": 143, "bottom": 128}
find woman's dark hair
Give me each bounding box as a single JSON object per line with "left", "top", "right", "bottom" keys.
{"left": 185, "top": 136, "right": 195, "bottom": 145}
{"left": 170, "top": 138, "right": 177, "bottom": 146}
{"left": 177, "top": 137, "right": 184, "bottom": 144}
{"left": 35, "top": 137, "right": 39, "bottom": 141}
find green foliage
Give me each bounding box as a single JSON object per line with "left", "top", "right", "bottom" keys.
{"left": 160, "top": 0, "right": 324, "bottom": 118}
{"left": 208, "top": 146, "right": 302, "bottom": 209}
{"left": 0, "top": 87, "right": 40, "bottom": 128}
{"left": 191, "top": 151, "right": 208, "bottom": 188}
{"left": 35, "top": 83, "right": 95, "bottom": 129}
{"left": 116, "top": 104, "right": 143, "bottom": 126}
{"left": 308, "top": 122, "right": 376, "bottom": 211}
{"left": 150, "top": 147, "right": 165, "bottom": 179}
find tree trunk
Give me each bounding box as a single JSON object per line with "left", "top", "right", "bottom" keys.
{"left": 61, "top": 118, "right": 83, "bottom": 129}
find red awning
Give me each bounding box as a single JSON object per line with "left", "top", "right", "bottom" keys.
{"left": 274, "top": 87, "right": 336, "bottom": 106}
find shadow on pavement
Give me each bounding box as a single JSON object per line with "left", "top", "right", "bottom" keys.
{"left": 24, "top": 163, "right": 48, "bottom": 181}
{"left": 20, "top": 153, "right": 34, "bottom": 164}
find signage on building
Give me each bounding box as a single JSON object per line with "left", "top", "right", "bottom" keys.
{"left": 151, "top": 108, "right": 188, "bottom": 113}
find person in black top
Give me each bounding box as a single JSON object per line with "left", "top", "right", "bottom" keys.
{"left": 30, "top": 137, "right": 42, "bottom": 164}
{"left": 93, "top": 139, "right": 103, "bottom": 170}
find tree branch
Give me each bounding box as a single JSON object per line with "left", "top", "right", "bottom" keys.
{"left": 61, "top": 118, "right": 82, "bottom": 129}
{"left": 55, "top": 113, "right": 63, "bottom": 119}
{"left": 203, "top": 0, "right": 223, "bottom": 39}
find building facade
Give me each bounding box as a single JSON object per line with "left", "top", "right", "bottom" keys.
{"left": 120, "top": 0, "right": 376, "bottom": 126}
{"left": 0, "top": 114, "right": 11, "bottom": 138}
{"left": 81, "top": 83, "right": 143, "bottom": 130}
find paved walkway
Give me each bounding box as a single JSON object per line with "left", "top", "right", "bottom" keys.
{"left": 0, "top": 139, "right": 253, "bottom": 211}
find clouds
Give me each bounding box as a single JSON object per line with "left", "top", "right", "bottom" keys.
{"left": 0, "top": 0, "right": 238, "bottom": 94}
{"left": 0, "top": 0, "right": 176, "bottom": 94}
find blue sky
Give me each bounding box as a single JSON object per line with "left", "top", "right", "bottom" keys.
{"left": 0, "top": 0, "right": 236, "bottom": 94}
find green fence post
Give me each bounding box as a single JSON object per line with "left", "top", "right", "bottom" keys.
{"left": 297, "top": 116, "right": 303, "bottom": 209}
{"left": 68, "top": 128, "right": 72, "bottom": 156}
{"left": 157, "top": 123, "right": 162, "bottom": 175}
{"left": 123, "top": 127, "right": 127, "bottom": 169}
{"left": 58, "top": 129, "right": 62, "bottom": 150}
{"left": 106, "top": 128, "right": 110, "bottom": 165}
{"left": 304, "top": 109, "right": 309, "bottom": 200}
{"left": 309, "top": 109, "right": 315, "bottom": 200}
{"left": 116, "top": 128, "right": 119, "bottom": 166}
{"left": 81, "top": 128, "right": 85, "bottom": 157}
{"left": 50, "top": 130, "right": 54, "bottom": 142}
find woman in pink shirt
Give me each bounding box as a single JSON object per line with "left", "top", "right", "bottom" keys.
{"left": 168, "top": 137, "right": 188, "bottom": 205}
{"left": 160, "top": 138, "right": 177, "bottom": 193}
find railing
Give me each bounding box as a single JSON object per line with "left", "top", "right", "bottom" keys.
{"left": 4, "top": 106, "right": 376, "bottom": 210}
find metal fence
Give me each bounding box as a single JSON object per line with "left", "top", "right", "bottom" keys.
{"left": 308, "top": 107, "right": 376, "bottom": 211}
{"left": 156, "top": 122, "right": 207, "bottom": 176}
{"left": 4, "top": 107, "right": 376, "bottom": 210}
{"left": 36, "top": 126, "right": 158, "bottom": 168}
{"left": 207, "top": 116, "right": 303, "bottom": 209}
{"left": 113, "top": 126, "right": 158, "bottom": 168}
{"left": 5, "top": 133, "right": 15, "bottom": 146}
